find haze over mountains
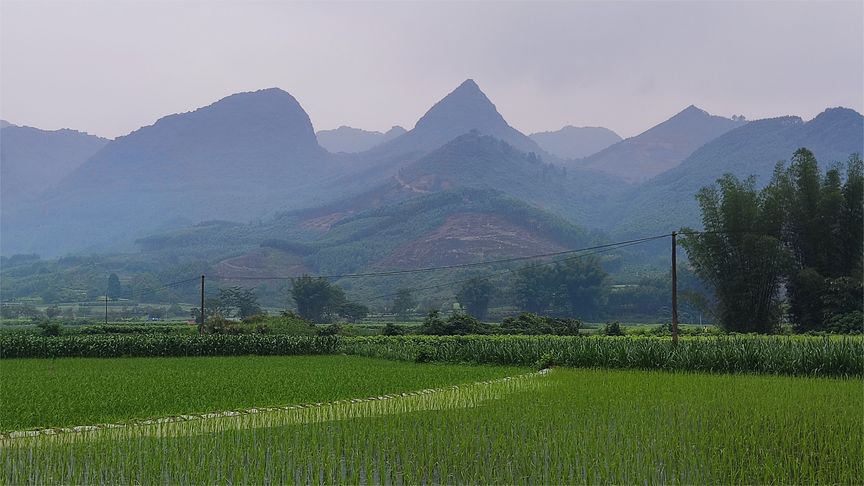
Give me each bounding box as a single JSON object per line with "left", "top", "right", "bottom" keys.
{"left": 2, "top": 79, "right": 862, "bottom": 277}
{"left": 316, "top": 126, "right": 407, "bottom": 153}
{"left": 574, "top": 106, "right": 746, "bottom": 183}
{"left": 0, "top": 122, "right": 108, "bottom": 211}
{"left": 529, "top": 126, "right": 622, "bottom": 159}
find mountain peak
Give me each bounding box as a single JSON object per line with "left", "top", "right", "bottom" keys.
{"left": 675, "top": 105, "right": 710, "bottom": 118}
{"left": 414, "top": 79, "right": 506, "bottom": 131}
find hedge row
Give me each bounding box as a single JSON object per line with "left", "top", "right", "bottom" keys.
{"left": 0, "top": 334, "right": 339, "bottom": 359}
{"left": 1, "top": 334, "right": 861, "bottom": 377}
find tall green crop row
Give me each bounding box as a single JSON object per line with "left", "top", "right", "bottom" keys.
{"left": 0, "top": 334, "right": 339, "bottom": 359}
{"left": 1, "top": 334, "right": 861, "bottom": 377}
{"left": 340, "top": 335, "right": 864, "bottom": 377}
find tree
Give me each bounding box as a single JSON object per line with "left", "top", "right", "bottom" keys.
{"left": 681, "top": 174, "right": 788, "bottom": 333}
{"left": 290, "top": 275, "right": 343, "bottom": 322}
{"left": 513, "top": 265, "right": 557, "bottom": 314}
{"left": 391, "top": 289, "right": 417, "bottom": 320}
{"left": 338, "top": 302, "right": 369, "bottom": 323}
{"left": 777, "top": 150, "right": 863, "bottom": 331}
{"left": 107, "top": 273, "right": 123, "bottom": 301}
{"left": 190, "top": 297, "right": 228, "bottom": 322}
{"left": 45, "top": 305, "right": 62, "bottom": 319}
{"left": 456, "top": 278, "right": 495, "bottom": 321}
{"left": 554, "top": 257, "right": 608, "bottom": 320}
{"left": 218, "top": 286, "right": 262, "bottom": 319}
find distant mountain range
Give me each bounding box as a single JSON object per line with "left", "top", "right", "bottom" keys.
{"left": 316, "top": 125, "right": 406, "bottom": 153}
{"left": 574, "top": 106, "right": 746, "bottom": 183}
{"left": 530, "top": 126, "right": 621, "bottom": 159}
{"left": 608, "top": 107, "right": 864, "bottom": 236}
{"left": 0, "top": 122, "right": 108, "bottom": 213}
{"left": 2, "top": 79, "right": 861, "bottom": 275}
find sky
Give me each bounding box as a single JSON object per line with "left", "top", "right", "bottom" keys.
{"left": 1, "top": 1, "right": 862, "bottom": 139}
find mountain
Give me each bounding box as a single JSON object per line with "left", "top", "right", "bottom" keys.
{"left": 316, "top": 125, "right": 406, "bottom": 153}
{"left": 1, "top": 123, "right": 108, "bottom": 210}
{"left": 319, "top": 80, "right": 564, "bottom": 203}
{"left": 291, "top": 133, "right": 629, "bottom": 236}
{"left": 609, "top": 107, "right": 864, "bottom": 236}
{"left": 178, "top": 187, "right": 592, "bottom": 302}
{"left": 0, "top": 120, "right": 13, "bottom": 128}
{"left": 530, "top": 126, "right": 622, "bottom": 159}
{"left": 574, "top": 106, "right": 746, "bottom": 183}
{"left": 372, "top": 79, "right": 548, "bottom": 158}
{"left": 1, "top": 88, "right": 342, "bottom": 256}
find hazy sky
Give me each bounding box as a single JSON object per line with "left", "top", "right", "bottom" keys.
{"left": 1, "top": 1, "right": 862, "bottom": 139}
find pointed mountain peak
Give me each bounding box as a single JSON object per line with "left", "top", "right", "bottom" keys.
{"left": 674, "top": 105, "right": 710, "bottom": 118}
{"left": 414, "top": 79, "right": 507, "bottom": 132}
{"left": 454, "top": 78, "right": 481, "bottom": 92}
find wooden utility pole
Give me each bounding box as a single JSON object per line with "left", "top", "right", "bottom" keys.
{"left": 199, "top": 275, "right": 205, "bottom": 334}
{"left": 671, "top": 231, "right": 679, "bottom": 344}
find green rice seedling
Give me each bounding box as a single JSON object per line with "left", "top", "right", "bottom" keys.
{"left": 0, "top": 355, "right": 526, "bottom": 431}
{"left": 2, "top": 368, "right": 859, "bottom": 485}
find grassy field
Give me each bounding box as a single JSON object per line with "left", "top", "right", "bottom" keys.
{"left": 2, "top": 367, "right": 860, "bottom": 484}
{"left": 0, "top": 355, "right": 526, "bottom": 431}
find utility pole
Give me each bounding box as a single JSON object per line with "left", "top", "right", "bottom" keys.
{"left": 199, "top": 275, "right": 205, "bottom": 334}
{"left": 671, "top": 231, "right": 679, "bottom": 345}
{"left": 105, "top": 293, "right": 109, "bottom": 325}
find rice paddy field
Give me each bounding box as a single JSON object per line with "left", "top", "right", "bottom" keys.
{"left": 0, "top": 355, "right": 526, "bottom": 431}
{"left": 2, "top": 366, "right": 860, "bottom": 484}
{"left": 1, "top": 336, "right": 862, "bottom": 484}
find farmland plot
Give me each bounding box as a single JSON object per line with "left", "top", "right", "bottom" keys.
{"left": 3, "top": 367, "right": 860, "bottom": 484}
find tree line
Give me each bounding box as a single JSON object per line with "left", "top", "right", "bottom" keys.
{"left": 682, "top": 148, "right": 862, "bottom": 333}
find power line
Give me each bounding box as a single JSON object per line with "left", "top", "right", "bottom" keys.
{"left": 366, "top": 236, "right": 667, "bottom": 302}
{"left": 209, "top": 234, "right": 671, "bottom": 282}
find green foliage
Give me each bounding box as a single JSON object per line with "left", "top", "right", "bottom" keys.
{"left": 0, "top": 334, "right": 340, "bottom": 359}
{"left": 455, "top": 278, "right": 495, "bottom": 320}
{"left": 106, "top": 273, "right": 123, "bottom": 300}
{"left": 35, "top": 320, "right": 63, "bottom": 337}
{"left": 682, "top": 174, "right": 788, "bottom": 332}
{"left": 340, "top": 335, "right": 863, "bottom": 377}
{"left": 500, "top": 313, "right": 582, "bottom": 336}
{"left": 417, "top": 311, "right": 491, "bottom": 335}
{"left": 391, "top": 289, "right": 416, "bottom": 320}
{"left": 338, "top": 302, "right": 369, "bottom": 323}
{"left": 44, "top": 305, "right": 61, "bottom": 319}
{"left": 3, "top": 368, "right": 859, "bottom": 484}
{"left": 382, "top": 323, "right": 406, "bottom": 336}
{"left": 601, "top": 322, "right": 625, "bottom": 336}
{"left": 0, "top": 355, "right": 522, "bottom": 431}
{"left": 217, "top": 286, "right": 262, "bottom": 319}
{"left": 684, "top": 149, "right": 863, "bottom": 333}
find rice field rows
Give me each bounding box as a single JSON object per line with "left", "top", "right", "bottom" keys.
{"left": 3, "top": 368, "right": 860, "bottom": 484}
{"left": 0, "top": 356, "right": 526, "bottom": 431}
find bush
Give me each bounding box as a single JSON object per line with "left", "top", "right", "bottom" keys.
{"left": 826, "top": 311, "right": 864, "bottom": 334}
{"left": 601, "top": 322, "right": 625, "bottom": 336}
{"left": 500, "top": 313, "right": 582, "bottom": 336}
{"left": 36, "top": 320, "right": 63, "bottom": 337}
{"left": 0, "top": 334, "right": 340, "bottom": 359}
{"left": 205, "top": 316, "right": 268, "bottom": 335}
{"left": 418, "top": 311, "right": 491, "bottom": 335}
{"left": 382, "top": 323, "right": 406, "bottom": 336}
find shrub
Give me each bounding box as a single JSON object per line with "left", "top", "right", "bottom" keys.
{"left": 36, "top": 320, "right": 63, "bottom": 337}
{"left": 601, "top": 322, "right": 625, "bottom": 336}
{"left": 418, "top": 311, "right": 491, "bottom": 335}
{"left": 500, "top": 313, "right": 582, "bottom": 336}
{"left": 382, "top": 323, "right": 406, "bottom": 336}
